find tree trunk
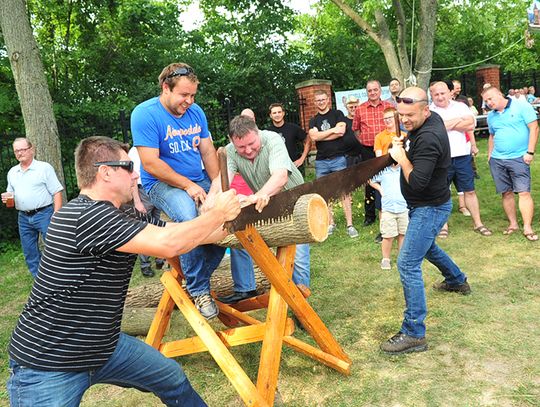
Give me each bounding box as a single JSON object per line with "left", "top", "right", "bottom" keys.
{"left": 124, "top": 256, "right": 271, "bottom": 308}
{"left": 121, "top": 307, "right": 164, "bottom": 336}
{"left": 415, "top": 0, "right": 438, "bottom": 90}
{"left": 218, "top": 194, "right": 328, "bottom": 249}
{"left": 0, "top": 0, "right": 65, "bottom": 195}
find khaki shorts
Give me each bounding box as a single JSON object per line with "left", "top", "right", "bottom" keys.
{"left": 380, "top": 210, "right": 409, "bottom": 238}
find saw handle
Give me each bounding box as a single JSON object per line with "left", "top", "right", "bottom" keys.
{"left": 393, "top": 110, "right": 402, "bottom": 139}
{"left": 217, "top": 147, "right": 230, "bottom": 192}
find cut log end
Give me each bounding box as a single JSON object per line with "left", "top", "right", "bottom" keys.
{"left": 305, "top": 194, "right": 329, "bottom": 242}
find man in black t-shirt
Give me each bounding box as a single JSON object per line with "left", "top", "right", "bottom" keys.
{"left": 7, "top": 136, "right": 241, "bottom": 407}
{"left": 267, "top": 103, "right": 312, "bottom": 174}
{"left": 308, "top": 90, "right": 358, "bottom": 238}
{"left": 380, "top": 87, "right": 470, "bottom": 355}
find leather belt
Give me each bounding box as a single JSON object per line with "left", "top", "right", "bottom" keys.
{"left": 22, "top": 204, "right": 53, "bottom": 216}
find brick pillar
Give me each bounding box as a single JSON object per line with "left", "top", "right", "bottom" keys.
{"left": 476, "top": 64, "right": 500, "bottom": 98}
{"left": 295, "top": 79, "right": 333, "bottom": 132}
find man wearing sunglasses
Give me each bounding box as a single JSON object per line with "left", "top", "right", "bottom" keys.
{"left": 380, "top": 87, "right": 470, "bottom": 355}
{"left": 7, "top": 136, "right": 240, "bottom": 406}
{"left": 2, "top": 137, "right": 64, "bottom": 278}
{"left": 131, "top": 63, "right": 225, "bottom": 320}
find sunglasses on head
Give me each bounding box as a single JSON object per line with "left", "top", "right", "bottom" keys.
{"left": 396, "top": 96, "right": 428, "bottom": 104}
{"left": 93, "top": 161, "right": 134, "bottom": 173}
{"left": 165, "top": 67, "right": 195, "bottom": 80}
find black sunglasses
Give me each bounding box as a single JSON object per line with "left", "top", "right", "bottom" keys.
{"left": 93, "top": 161, "right": 134, "bottom": 173}
{"left": 396, "top": 96, "right": 428, "bottom": 104}
{"left": 165, "top": 67, "right": 195, "bottom": 80}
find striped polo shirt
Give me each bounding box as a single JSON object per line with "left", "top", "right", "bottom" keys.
{"left": 226, "top": 130, "right": 304, "bottom": 192}
{"left": 9, "top": 195, "right": 164, "bottom": 371}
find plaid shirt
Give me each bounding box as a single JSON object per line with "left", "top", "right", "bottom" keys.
{"left": 352, "top": 99, "right": 393, "bottom": 146}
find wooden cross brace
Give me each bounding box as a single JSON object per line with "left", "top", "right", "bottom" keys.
{"left": 145, "top": 226, "right": 351, "bottom": 406}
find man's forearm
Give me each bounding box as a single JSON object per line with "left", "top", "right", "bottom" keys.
{"left": 53, "top": 192, "right": 63, "bottom": 212}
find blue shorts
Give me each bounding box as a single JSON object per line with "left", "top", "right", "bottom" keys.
{"left": 489, "top": 157, "right": 531, "bottom": 194}
{"left": 447, "top": 155, "right": 475, "bottom": 193}
{"left": 315, "top": 155, "right": 347, "bottom": 178}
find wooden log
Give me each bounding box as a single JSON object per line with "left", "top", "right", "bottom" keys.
{"left": 121, "top": 307, "right": 166, "bottom": 336}
{"left": 218, "top": 193, "right": 328, "bottom": 249}
{"left": 125, "top": 256, "right": 271, "bottom": 308}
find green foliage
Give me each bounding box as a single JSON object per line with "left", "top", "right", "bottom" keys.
{"left": 434, "top": 0, "right": 539, "bottom": 76}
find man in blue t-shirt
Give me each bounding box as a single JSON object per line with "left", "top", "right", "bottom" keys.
{"left": 482, "top": 86, "right": 539, "bottom": 241}
{"left": 131, "top": 63, "right": 224, "bottom": 319}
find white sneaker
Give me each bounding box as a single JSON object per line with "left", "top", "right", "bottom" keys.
{"left": 380, "top": 258, "right": 391, "bottom": 270}
{"left": 327, "top": 224, "right": 336, "bottom": 235}
{"left": 347, "top": 225, "right": 359, "bottom": 238}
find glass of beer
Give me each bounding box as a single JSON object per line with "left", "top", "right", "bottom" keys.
{"left": 1, "top": 192, "right": 14, "bottom": 208}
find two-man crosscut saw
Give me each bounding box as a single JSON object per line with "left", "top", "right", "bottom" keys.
{"left": 222, "top": 153, "right": 394, "bottom": 232}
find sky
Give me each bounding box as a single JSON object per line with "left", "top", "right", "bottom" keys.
{"left": 180, "top": 0, "right": 319, "bottom": 31}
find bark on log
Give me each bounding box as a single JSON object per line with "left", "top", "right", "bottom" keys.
{"left": 121, "top": 307, "right": 164, "bottom": 336}
{"left": 125, "top": 256, "right": 271, "bottom": 308}
{"left": 218, "top": 193, "right": 328, "bottom": 249}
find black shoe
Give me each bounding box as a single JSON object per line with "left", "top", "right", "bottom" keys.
{"left": 374, "top": 233, "right": 383, "bottom": 244}
{"left": 217, "top": 290, "right": 258, "bottom": 304}
{"left": 363, "top": 218, "right": 376, "bottom": 227}
{"left": 155, "top": 259, "right": 165, "bottom": 270}
{"left": 433, "top": 280, "right": 471, "bottom": 295}
{"left": 380, "top": 332, "right": 427, "bottom": 354}
{"left": 141, "top": 267, "right": 155, "bottom": 277}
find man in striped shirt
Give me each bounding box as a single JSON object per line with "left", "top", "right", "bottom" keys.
{"left": 7, "top": 136, "right": 241, "bottom": 407}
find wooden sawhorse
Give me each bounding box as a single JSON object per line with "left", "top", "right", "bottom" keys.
{"left": 145, "top": 226, "right": 351, "bottom": 406}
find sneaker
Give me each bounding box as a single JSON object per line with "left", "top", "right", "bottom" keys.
{"left": 327, "top": 224, "right": 336, "bottom": 235}
{"left": 380, "top": 332, "right": 428, "bottom": 354}
{"left": 217, "top": 290, "right": 258, "bottom": 304}
{"left": 459, "top": 207, "right": 471, "bottom": 216}
{"left": 433, "top": 280, "right": 471, "bottom": 295}
{"left": 363, "top": 218, "right": 376, "bottom": 227}
{"left": 141, "top": 267, "right": 154, "bottom": 277}
{"left": 374, "top": 233, "right": 383, "bottom": 244}
{"left": 347, "top": 225, "right": 359, "bottom": 238}
{"left": 380, "top": 258, "right": 391, "bottom": 270}
{"left": 155, "top": 259, "right": 165, "bottom": 270}
{"left": 193, "top": 293, "right": 219, "bottom": 319}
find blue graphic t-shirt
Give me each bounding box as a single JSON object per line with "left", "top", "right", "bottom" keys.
{"left": 131, "top": 97, "right": 210, "bottom": 190}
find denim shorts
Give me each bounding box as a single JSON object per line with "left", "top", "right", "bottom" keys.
{"left": 448, "top": 155, "right": 475, "bottom": 193}
{"left": 489, "top": 157, "right": 531, "bottom": 194}
{"left": 315, "top": 155, "right": 347, "bottom": 178}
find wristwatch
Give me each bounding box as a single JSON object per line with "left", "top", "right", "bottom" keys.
{"left": 527, "top": 151, "right": 535, "bottom": 155}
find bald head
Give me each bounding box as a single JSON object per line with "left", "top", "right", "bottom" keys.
{"left": 429, "top": 81, "right": 451, "bottom": 108}
{"left": 240, "top": 108, "right": 256, "bottom": 121}
{"left": 396, "top": 87, "right": 430, "bottom": 131}
{"left": 399, "top": 87, "right": 428, "bottom": 104}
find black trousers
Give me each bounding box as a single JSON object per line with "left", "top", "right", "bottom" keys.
{"left": 358, "top": 144, "right": 377, "bottom": 222}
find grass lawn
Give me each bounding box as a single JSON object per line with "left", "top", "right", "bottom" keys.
{"left": 1, "top": 137, "right": 539, "bottom": 406}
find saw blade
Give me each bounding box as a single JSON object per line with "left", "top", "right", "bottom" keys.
{"left": 226, "top": 154, "right": 394, "bottom": 232}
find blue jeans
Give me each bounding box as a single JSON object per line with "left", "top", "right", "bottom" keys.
{"left": 18, "top": 205, "right": 54, "bottom": 278}
{"left": 148, "top": 177, "right": 225, "bottom": 296}
{"left": 397, "top": 200, "right": 466, "bottom": 338}
{"left": 231, "top": 244, "right": 310, "bottom": 289}
{"left": 7, "top": 333, "right": 206, "bottom": 406}
{"left": 230, "top": 248, "right": 256, "bottom": 292}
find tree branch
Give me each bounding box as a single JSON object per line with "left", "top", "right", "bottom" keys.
{"left": 330, "top": 0, "right": 382, "bottom": 45}
{"left": 392, "top": 0, "right": 411, "bottom": 82}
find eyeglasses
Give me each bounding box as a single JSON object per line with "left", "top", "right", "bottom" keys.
{"left": 14, "top": 147, "right": 31, "bottom": 154}
{"left": 93, "top": 161, "right": 134, "bottom": 173}
{"left": 315, "top": 99, "right": 327, "bottom": 103}
{"left": 396, "top": 96, "right": 428, "bottom": 104}
{"left": 165, "top": 67, "right": 195, "bottom": 80}
{"left": 383, "top": 117, "right": 395, "bottom": 122}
